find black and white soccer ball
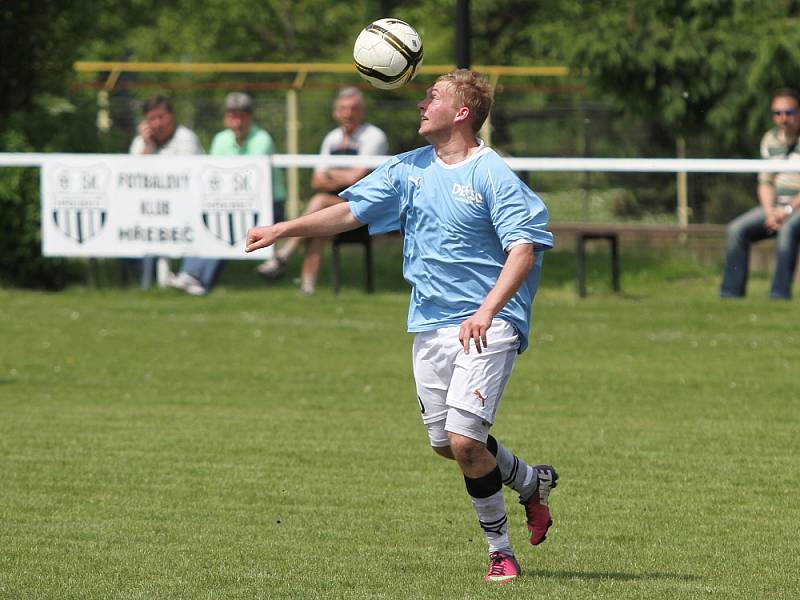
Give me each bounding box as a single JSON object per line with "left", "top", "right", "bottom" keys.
{"left": 353, "top": 18, "right": 423, "bottom": 90}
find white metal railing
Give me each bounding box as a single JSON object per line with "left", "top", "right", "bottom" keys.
{"left": 4, "top": 152, "right": 800, "bottom": 172}
{"left": 2, "top": 152, "right": 793, "bottom": 226}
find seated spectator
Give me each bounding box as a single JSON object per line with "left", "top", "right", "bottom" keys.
{"left": 256, "top": 87, "right": 388, "bottom": 295}
{"left": 126, "top": 95, "right": 204, "bottom": 289}
{"left": 720, "top": 87, "right": 800, "bottom": 299}
{"left": 167, "top": 92, "right": 286, "bottom": 296}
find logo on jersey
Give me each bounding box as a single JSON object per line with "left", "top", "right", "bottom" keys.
{"left": 452, "top": 183, "right": 484, "bottom": 206}
{"left": 408, "top": 175, "right": 421, "bottom": 187}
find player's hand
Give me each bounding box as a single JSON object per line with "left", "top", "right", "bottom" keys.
{"left": 245, "top": 225, "right": 279, "bottom": 253}
{"left": 459, "top": 310, "right": 493, "bottom": 354}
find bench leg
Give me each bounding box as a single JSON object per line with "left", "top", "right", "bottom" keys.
{"left": 576, "top": 234, "right": 587, "bottom": 298}
{"left": 576, "top": 233, "right": 620, "bottom": 297}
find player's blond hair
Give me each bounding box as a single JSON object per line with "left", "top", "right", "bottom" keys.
{"left": 435, "top": 70, "right": 494, "bottom": 134}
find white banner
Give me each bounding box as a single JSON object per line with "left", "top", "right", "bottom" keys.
{"left": 40, "top": 155, "right": 274, "bottom": 259}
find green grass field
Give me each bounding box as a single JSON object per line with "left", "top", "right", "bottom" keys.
{"left": 1, "top": 245, "right": 798, "bottom": 599}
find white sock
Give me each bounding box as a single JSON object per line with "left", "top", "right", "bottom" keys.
{"left": 465, "top": 466, "right": 513, "bottom": 554}
{"left": 470, "top": 490, "right": 512, "bottom": 553}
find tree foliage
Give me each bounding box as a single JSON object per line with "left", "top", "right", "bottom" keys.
{"left": 4, "top": 0, "right": 800, "bottom": 286}
{"left": 565, "top": 0, "right": 800, "bottom": 149}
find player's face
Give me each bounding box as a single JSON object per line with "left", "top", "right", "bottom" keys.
{"left": 225, "top": 110, "right": 253, "bottom": 142}
{"left": 334, "top": 96, "right": 365, "bottom": 134}
{"left": 143, "top": 105, "right": 176, "bottom": 145}
{"left": 771, "top": 95, "right": 800, "bottom": 137}
{"left": 417, "top": 82, "right": 459, "bottom": 139}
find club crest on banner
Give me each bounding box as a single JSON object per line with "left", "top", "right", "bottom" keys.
{"left": 50, "top": 163, "right": 111, "bottom": 244}
{"left": 200, "top": 166, "right": 261, "bottom": 247}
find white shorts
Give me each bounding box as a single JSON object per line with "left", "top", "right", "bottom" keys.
{"left": 411, "top": 319, "right": 520, "bottom": 446}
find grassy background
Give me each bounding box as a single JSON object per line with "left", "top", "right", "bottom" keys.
{"left": 1, "top": 244, "right": 798, "bottom": 599}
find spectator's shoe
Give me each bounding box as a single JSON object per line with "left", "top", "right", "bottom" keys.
{"left": 167, "top": 272, "right": 207, "bottom": 297}
{"left": 256, "top": 256, "right": 286, "bottom": 281}
{"left": 184, "top": 280, "right": 208, "bottom": 296}
{"left": 484, "top": 551, "right": 520, "bottom": 584}
{"left": 166, "top": 271, "right": 191, "bottom": 291}
{"left": 521, "top": 464, "right": 558, "bottom": 545}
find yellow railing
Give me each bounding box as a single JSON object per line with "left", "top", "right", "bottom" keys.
{"left": 74, "top": 61, "right": 570, "bottom": 90}
{"left": 74, "top": 61, "right": 573, "bottom": 217}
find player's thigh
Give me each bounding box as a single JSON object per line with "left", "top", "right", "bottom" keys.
{"left": 412, "top": 326, "right": 460, "bottom": 446}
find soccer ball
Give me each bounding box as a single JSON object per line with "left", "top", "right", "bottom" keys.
{"left": 353, "top": 18, "right": 423, "bottom": 90}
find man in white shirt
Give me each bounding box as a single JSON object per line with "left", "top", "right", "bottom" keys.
{"left": 256, "top": 87, "right": 388, "bottom": 295}
{"left": 127, "top": 95, "right": 204, "bottom": 288}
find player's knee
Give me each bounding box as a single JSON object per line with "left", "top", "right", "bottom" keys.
{"left": 448, "top": 432, "right": 486, "bottom": 465}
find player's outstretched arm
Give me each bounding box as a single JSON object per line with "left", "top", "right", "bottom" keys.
{"left": 245, "top": 201, "right": 363, "bottom": 253}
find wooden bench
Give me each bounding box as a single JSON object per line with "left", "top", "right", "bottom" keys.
{"left": 549, "top": 223, "right": 727, "bottom": 297}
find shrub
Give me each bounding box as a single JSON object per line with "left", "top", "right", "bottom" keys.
{"left": 0, "top": 100, "right": 101, "bottom": 289}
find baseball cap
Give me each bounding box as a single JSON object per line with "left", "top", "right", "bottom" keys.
{"left": 224, "top": 92, "right": 253, "bottom": 112}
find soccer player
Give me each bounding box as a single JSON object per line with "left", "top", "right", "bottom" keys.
{"left": 245, "top": 70, "right": 557, "bottom": 584}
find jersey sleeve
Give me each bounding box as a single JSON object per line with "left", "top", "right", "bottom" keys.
{"left": 486, "top": 166, "right": 553, "bottom": 252}
{"left": 340, "top": 160, "right": 401, "bottom": 234}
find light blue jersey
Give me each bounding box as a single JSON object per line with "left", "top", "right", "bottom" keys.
{"left": 342, "top": 143, "right": 553, "bottom": 352}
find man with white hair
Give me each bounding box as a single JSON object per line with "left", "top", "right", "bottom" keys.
{"left": 256, "top": 86, "right": 388, "bottom": 295}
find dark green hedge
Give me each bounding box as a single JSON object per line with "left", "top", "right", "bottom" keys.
{"left": 0, "top": 101, "right": 108, "bottom": 289}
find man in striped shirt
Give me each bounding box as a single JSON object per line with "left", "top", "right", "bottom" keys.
{"left": 721, "top": 87, "right": 800, "bottom": 299}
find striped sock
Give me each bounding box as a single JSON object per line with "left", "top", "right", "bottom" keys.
{"left": 487, "top": 435, "right": 538, "bottom": 501}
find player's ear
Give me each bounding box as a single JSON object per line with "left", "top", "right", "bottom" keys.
{"left": 454, "top": 106, "right": 470, "bottom": 124}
